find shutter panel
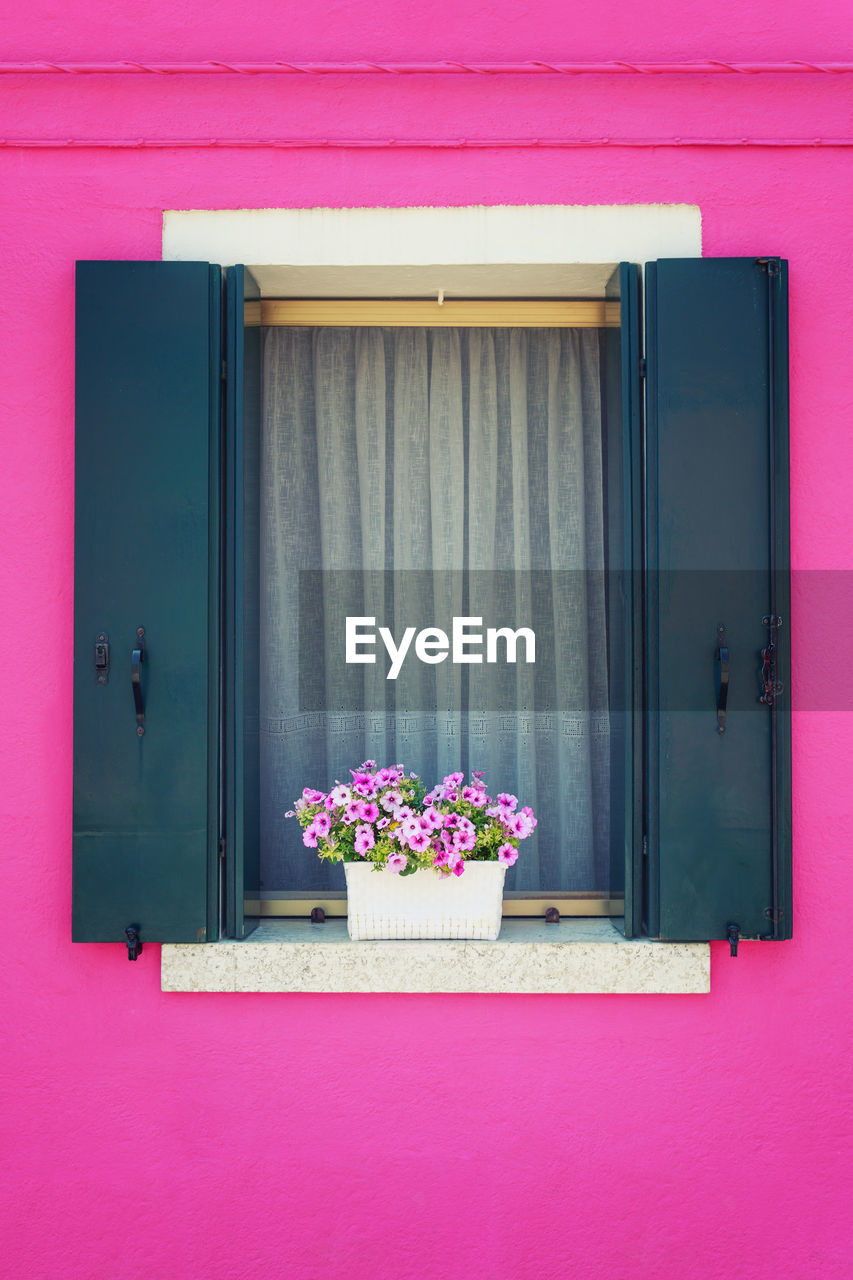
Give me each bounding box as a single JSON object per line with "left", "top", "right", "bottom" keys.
{"left": 224, "top": 266, "right": 261, "bottom": 938}
{"left": 73, "top": 262, "right": 220, "bottom": 944}
{"left": 644, "top": 257, "right": 791, "bottom": 942}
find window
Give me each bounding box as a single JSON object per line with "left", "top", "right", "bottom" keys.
{"left": 248, "top": 296, "right": 627, "bottom": 924}
{"left": 72, "top": 216, "right": 791, "bottom": 951}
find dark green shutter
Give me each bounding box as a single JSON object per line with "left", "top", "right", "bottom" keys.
{"left": 73, "top": 262, "right": 221, "bottom": 944}
{"left": 644, "top": 257, "right": 791, "bottom": 942}
{"left": 224, "top": 266, "right": 261, "bottom": 938}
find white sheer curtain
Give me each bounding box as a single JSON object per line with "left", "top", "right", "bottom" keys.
{"left": 260, "top": 326, "right": 611, "bottom": 893}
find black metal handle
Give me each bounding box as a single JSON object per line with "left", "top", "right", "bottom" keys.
{"left": 716, "top": 624, "right": 729, "bottom": 734}
{"left": 132, "top": 627, "right": 145, "bottom": 736}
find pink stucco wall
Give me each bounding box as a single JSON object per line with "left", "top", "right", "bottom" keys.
{"left": 2, "top": 5, "right": 852, "bottom": 1277}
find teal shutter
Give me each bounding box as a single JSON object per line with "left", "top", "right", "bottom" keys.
{"left": 73, "top": 262, "right": 221, "bottom": 944}
{"left": 224, "top": 266, "right": 261, "bottom": 938}
{"left": 644, "top": 258, "right": 791, "bottom": 943}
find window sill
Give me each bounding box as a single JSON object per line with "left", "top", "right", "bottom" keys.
{"left": 161, "top": 919, "right": 709, "bottom": 994}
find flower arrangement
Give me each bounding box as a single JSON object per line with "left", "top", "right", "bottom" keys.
{"left": 287, "top": 762, "right": 537, "bottom": 878}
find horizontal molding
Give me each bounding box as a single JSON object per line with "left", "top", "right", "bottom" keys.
{"left": 2, "top": 59, "right": 852, "bottom": 76}
{"left": 255, "top": 298, "right": 621, "bottom": 326}
{"left": 3, "top": 136, "right": 853, "bottom": 150}
{"left": 162, "top": 919, "right": 711, "bottom": 995}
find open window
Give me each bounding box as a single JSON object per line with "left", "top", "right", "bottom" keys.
{"left": 72, "top": 256, "right": 790, "bottom": 949}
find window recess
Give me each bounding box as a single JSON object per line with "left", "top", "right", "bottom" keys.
{"left": 230, "top": 278, "right": 635, "bottom": 931}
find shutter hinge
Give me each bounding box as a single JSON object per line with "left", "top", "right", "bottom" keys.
{"left": 220, "top": 359, "right": 227, "bottom": 382}
{"left": 641, "top": 835, "right": 649, "bottom": 858}
{"left": 639, "top": 357, "right": 647, "bottom": 379}
{"left": 756, "top": 257, "right": 781, "bottom": 276}
{"left": 219, "top": 836, "right": 226, "bottom": 860}
{"left": 125, "top": 925, "right": 142, "bottom": 961}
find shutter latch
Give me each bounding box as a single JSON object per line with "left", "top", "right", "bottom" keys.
{"left": 94, "top": 632, "right": 110, "bottom": 685}
{"left": 716, "top": 624, "right": 730, "bottom": 733}
{"left": 132, "top": 627, "right": 146, "bottom": 736}
{"left": 759, "top": 615, "right": 784, "bottom": 707}
{"left": 726, "top": 922, "right": 740, "bottom": 957}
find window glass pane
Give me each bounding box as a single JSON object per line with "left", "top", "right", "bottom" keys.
{"left": 258, "top": 326, "right": 623, "bottom": 896}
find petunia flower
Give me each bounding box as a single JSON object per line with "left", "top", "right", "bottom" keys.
{"left": 354, "top": 823, "right": 375, "bottom": 856}
{"left": 312, "top": 812, "right": 332, "bottom": 837}
{"left": 497, "top": 842, "right": 519, "bottom": 866}
{"left": 387, "top": 852, "right": 408, "bottom": 874}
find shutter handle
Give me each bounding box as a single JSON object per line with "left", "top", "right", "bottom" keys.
{"left": 132, "top": 627, "right": 146, "bottom": 736}
{"left": 716, "top": 624, "right": 729, "bottom": 734}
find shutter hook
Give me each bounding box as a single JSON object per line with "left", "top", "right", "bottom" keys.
{"left": 125, "top": 926, "right": 142, "bottom": 961}
{"left": 726, "top": 922, "right": 740, "bottom": 957}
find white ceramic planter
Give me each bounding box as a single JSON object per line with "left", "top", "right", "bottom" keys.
{"left": 344, "top": 861, "right": 507, "bottom": 940}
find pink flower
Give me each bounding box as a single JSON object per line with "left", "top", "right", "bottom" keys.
{"left": 452, "top": 860, "right": 465, "bottom": 876}
{"left": 302, "top": 827, "right": 318, "bottom": 847}
{"left": 387, "top": 852, "right": 408, "bottom": 874}
{"left": 312, "top": 812, "right": 332, "bottom": 837}
{"left": 407, "top": 831, "right": 431, "bottom": 853}
{"left": 357, "top": 801, "right": 380, "bottom": 823}
{"left": 354, "top": 824, "right": 375, "bottom": 856}
{"left": 303, "top": 788, "right": 326, "bottom": 805}
{"left": 422, "top": 806, "right": 444, "bottom": 831}
{"left": 452, "top": 827, "right": 477, "bottom": 852}
{"left": 380, "top": 790, "right": 402, "bottom": 812}
{"left": 507, "top": 812, "right": 534, "bottom": 839}
{"left": 343, "top": 802, "right": 361, "bottom": 824}
{"left": 496, "top": 793, "right": 518, "bottom": 814}
{"left": 498, "top": 842, "right": 519, "bottom": 866}
{"left": 442, "top": 787, "right": 459, "bottom": 802}
{"left": 461, "top": 786, "right": 481, "bottom": 802}
{"left": 353, "top": 777, "right": 379, "bottom": 798}
{"left": 443, "top": 772, "right": 464, "bottom": 787}
{"left": 327, "top": 784, "right": 352, "bottom": 808}
{"left": 433, "top": 844, "right": 450, "bottom": 868}
{"left": 377, "top": 817, "right": 390, "bottom": 829}
{"left": 377, "top": 767, "right": 399, "bottom": 785}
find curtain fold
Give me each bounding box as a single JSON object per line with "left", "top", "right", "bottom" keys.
{"left": 260, "top": 325, "right": 611, "bottom": 893}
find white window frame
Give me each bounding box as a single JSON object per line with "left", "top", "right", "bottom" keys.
{"left": 160, "top": 203, "right": 709, "bottom": 994}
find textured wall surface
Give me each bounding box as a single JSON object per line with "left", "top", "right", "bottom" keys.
{"left": 1, "top": 4, "right": 852, "bottom": 1277}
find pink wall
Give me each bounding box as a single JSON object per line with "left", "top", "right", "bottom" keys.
{"left": 2, "top": 5, "right": 852, "bottom": 1276}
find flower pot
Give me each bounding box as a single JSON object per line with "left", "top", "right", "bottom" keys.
{"left": 344, "top": 861, "right": 507, "bottom": 940}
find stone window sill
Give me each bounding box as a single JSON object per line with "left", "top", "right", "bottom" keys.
{"left": 161, "top": 919, "right": 709, "bottom": 994}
